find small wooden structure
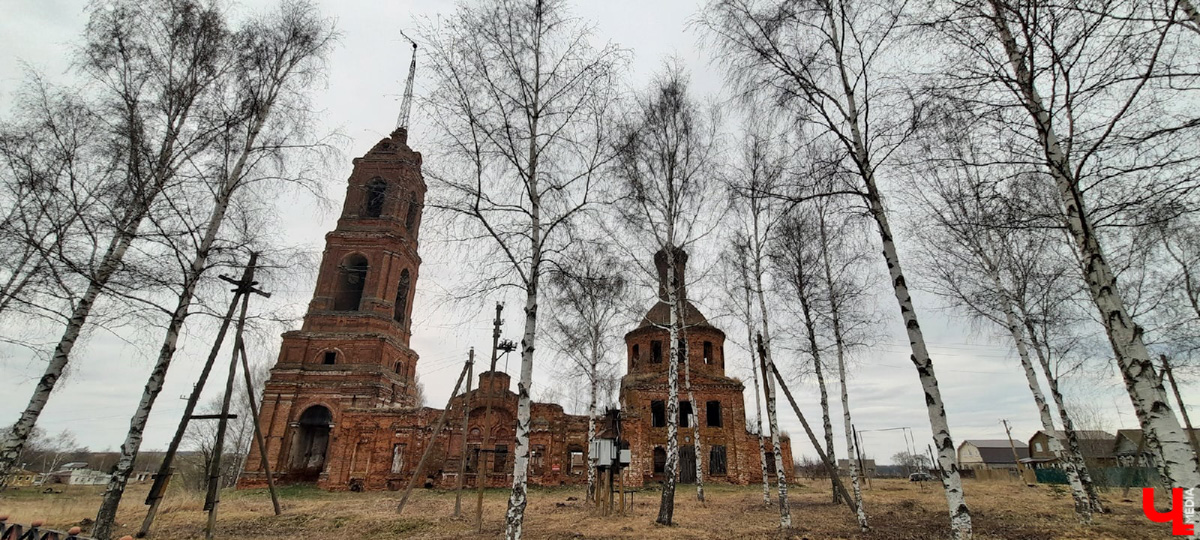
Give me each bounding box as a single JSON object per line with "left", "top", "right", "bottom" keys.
{"left": 591, "top": 409, "right": 632, "bottom": 515}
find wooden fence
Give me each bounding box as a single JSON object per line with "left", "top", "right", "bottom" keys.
{"left": 0, "top": 517, "right": 96, "bottom": 540}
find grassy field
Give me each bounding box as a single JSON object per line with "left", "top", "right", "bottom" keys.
{"left": 0, "top": 478, "right": 1175, "bottom": 539}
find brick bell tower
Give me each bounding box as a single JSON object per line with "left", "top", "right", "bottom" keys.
{"left": 241, "top": 45, "right": 426, "bottom": 485}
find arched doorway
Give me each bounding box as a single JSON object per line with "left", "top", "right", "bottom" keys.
{"left": 291, "top": 405, "right": 333, "bottom": 480}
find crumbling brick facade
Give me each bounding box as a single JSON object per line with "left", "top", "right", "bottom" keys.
{"left": 618, "top": 249, "right": 792, "bottom": 487}
{"left": 238, "top": 128, "right": 790, "bottom": 492}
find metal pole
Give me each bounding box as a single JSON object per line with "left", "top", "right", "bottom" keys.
{"left": 236, "top": 340, "right": 281, "bottom": 515}
{"left": 454, "top": 348, "right": 475, "bottom": 518}
{"left": 137, "top": 254, "right": 260, "bottom": 538}
{"left": 476, "top": 303, "right": 503, "bottom": 532}
{"left": 397, "top": 360, "right": 472, "bottom": 513}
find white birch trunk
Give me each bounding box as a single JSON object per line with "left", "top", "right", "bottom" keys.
{"left": 0, "top": 230, "right": 137, "bottom": 486}
{"left": 740, "top": 257, "right": 772, "bottom": 505}
{"left": 866, "top": 189, "right": 972, "bottom": 538}
{"left": 815, "top": 0, "right": 972, "bottom": 529}
{"left": 655, "top": 255, "right": 682, "bottom": 526}
{"left": 92, "top": 95, "right": 278, "bottom": 537}
{"left": 92, "top": 151, "right": 248, "bottom": 539}
{"left": 504, "top": 270, "right": 537, "bottom": 540}
{"left": 987, "top": 0, "right": 1200, "bottom": 493}
{"left": 1178, "top": 0, "right": 1200, "bottom": 31}
{"left": 679, "top": 323, "right": 705, "bottom": 501}
{"left": 818, "top": 210, "right": 869, "bottom": 531}
{"left": 797, "top": 279, "right": 838, "bottom": 504}
{"left": 753, "top": 255, "right": 790, "bottom": 528}
{"left": 989, "top": 276, "right": 1091, "bottom": 522}
{"left": 1021, "top": 315, "right": 1105, "bottom": 514}
{"left": 586, "top": 345, "right": 598, "bottom": 504}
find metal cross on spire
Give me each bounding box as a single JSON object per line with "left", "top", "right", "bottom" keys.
{"left": 395, "top": 31, "right": 418, "bottom": 133}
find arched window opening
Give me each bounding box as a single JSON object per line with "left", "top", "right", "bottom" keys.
{"left": 323, "top": 351, "right": 337, "bottom": 365}
{"left": 703, "top": 341, "right": 713, "bottom": 364}
{"left": 333, "top": 254, "right": 369, "bottom": 311}
{"left": 405, "top": 191, "right": 419, "bottom": 230}
{"left": 631, "top": 344, "right": 640, "bottom": 366}
{"left": 365, "top": 178, "right": 387, "bottom": 218}
{"left": 394, "top": 361, "right": 402, "bottom": 374}
{"left": 653, "top": 447, "right": 667, "bottom": 474}
{"left": 394, "top": 269, "right": 411, "bottom": 323}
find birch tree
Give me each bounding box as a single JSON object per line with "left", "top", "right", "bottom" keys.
{"left": 815, "top": 195, "right": 873, "bottom": 529}
{"left": 771, "top": 211, "right": 841, "bottom": 505}
{"left": 730, "top": 238, "right": 772, "bottom": 504}
{"left": 90, "top": 3, "right": 334, "bottom": 536}
{"left": 0, "top": 79, "right": 110, "bottom": 329}
{"left": 421, "top": 1, "right": 624, "bottom": 536}
{"left": 701, "top": 1, "right": 974, "bottom": 535}
{"left": 0, "top": 0, "right": 234, "bottom": 485}
{"left": 610, "top": 65, "right": 720, "bottom": 526}
{"left": 545, "top": 246, "right": 627, "bottom": 503}
{"left": 907, "top": 137, "right": 1099, "bottom": 521}
{"left": 725, "top": 119, "right": 797, "bottom": 527}
{"left": 931, "top": 0, "right": 1200, "bottom": 491}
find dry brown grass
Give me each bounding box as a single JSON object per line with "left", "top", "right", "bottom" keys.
{"left": 0, "top": 478, "right": 1172, "bottom": 539}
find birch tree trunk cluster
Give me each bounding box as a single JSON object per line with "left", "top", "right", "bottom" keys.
{"left": 0, "top": 6, "right": 334, "bottom": 536}
{"left": 544, "top": 249, "right": 627, "bottom": 504}
{"left": 3, "top": 0, "right": 1199, "bottom": 538}
{"left": 607, "top": 65, "right": 723, "bottom": 525}
{"left": 420, "top": 0, "right": 625, "bottom": 537}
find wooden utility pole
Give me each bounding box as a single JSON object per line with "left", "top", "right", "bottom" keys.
{"left": 236, "top": 340, "right": 281, "bottom": 515}
{"left": 138, "top": 253, "right": 269, "bottom": 538}
{"left": 764, "top": 355, "right": 859, "bottom": 519}
{"left": 476, "top": 302, "right": 504, "bottom": 532}
{"left": 453, "top": 348, "right": 475, "bottom": 518}
{"left": 205, "top": 254, "right": 272, "bottom": 540}
{"left": 397, "top": 360, "right": 472, "bottom": 513}
{"left": 1161, "top": 355, "right": 1198, "bottom": 453}
{"left": 852, "top": 425, "right": 870, "bottom": 490}
{"left": 1001, "top": 419, "right": 1029, "bottom": 485}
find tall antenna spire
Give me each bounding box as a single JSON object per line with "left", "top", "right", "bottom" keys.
{"left": 395, "top": 33, "right": 418, "bottom": 135}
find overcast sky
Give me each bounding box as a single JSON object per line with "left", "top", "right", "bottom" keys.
{"left": 0, "top": 0, "right": 1185, "bottom": 467}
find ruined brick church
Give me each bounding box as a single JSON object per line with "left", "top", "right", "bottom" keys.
{"left": 237, "top": 122, "right": 792, "bottom": 492}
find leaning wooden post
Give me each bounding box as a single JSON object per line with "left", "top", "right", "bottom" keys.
{"left": 454, "top": 348, "right": 475, "bottom": 518}
{"left": 205, "top": 259, "right": 261, "bottom": 540}
{"left": 397, "top": 360, "right": 471, "bottom": 514}
{"left": 137, "top": 254, "right": 261, "bottom": 538}
{"left": 768, "top": 362, "right": 860, "bottom": 520}
{"left": 236, "top": 340, "right": 281, "bottom": 515}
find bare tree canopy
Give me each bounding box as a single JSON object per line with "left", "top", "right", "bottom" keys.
{"left": 420, "top": 1, "right": 626, "bottom": 537}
